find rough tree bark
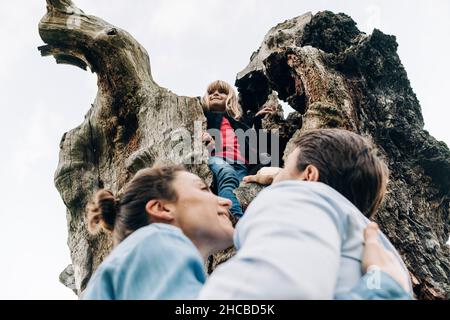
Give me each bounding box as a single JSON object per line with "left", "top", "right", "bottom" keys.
{"left": 39, "top": 1, "right": 449, "bottom": 299}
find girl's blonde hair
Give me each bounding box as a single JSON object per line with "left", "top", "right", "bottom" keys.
{"left": 202, "top": 80, "right": 242, "bottom": 119}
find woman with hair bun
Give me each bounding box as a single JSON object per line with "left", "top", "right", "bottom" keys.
{"left": 83, "top": 165, "right": 234, "bottom": 299}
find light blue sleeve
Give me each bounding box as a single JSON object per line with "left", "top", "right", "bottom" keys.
{"left": 337, "top": 270, "right": 413, "bottom": 300}
{"left": 81, "top": 264, "right": 115, "bottom": 300}
{"left": 83, "top": 230, "right": 206, "bottom": 300}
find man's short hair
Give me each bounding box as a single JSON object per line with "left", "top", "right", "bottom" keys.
{"left": 293, "top": 128, "right": 389, "bottom": 218}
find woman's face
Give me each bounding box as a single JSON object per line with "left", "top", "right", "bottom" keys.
{"left": 208, "top": 87, "right": 228, "bottom": 112}
{"left": 171, "top": 171, "right": 235, "bottom": 255}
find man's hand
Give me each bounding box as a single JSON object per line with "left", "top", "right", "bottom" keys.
{"left": 243, "top": 167, "right": 282, "bottom": 185}
{"left": 362, "top": 222, "right": 410, "bottom": 292}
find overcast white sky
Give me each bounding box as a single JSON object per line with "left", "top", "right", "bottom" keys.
{"left": 0, "top": 0, "right": 448, "bottom": 299}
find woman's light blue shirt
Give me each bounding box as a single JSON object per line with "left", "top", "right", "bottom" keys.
{"left": 82, "top": 223, "right": 205, "bottom": 300}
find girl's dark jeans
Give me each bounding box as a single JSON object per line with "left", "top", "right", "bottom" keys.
{"left": 208, "top": 156, "right": 248, "bottom": 218}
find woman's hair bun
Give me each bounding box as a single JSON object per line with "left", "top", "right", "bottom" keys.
{"left": 86, "top": 189, "right": 118, "bottom": 235}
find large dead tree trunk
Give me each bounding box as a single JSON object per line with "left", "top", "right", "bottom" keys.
{"left": 38, "top": 0, "right": 211, "bottom": 294}
{"left": 39, "top": 1, "right": 449, "bottom": 299}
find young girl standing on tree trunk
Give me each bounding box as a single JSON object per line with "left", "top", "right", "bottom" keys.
{"left": 201, "top": 80, "right": 275, "bottom": 219}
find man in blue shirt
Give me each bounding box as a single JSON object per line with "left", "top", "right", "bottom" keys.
{"left": 199, "top": 129, "right": 413, "bottom": 299}
{"left": 83, "top": 129, "right": 412, "bottom": 300}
